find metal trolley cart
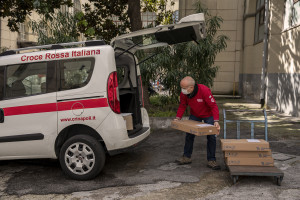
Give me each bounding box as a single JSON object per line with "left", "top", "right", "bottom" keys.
{"left": 223, "top": 109, "right": 284, "bottom": 186}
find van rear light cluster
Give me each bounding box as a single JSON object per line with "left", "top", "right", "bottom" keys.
{"left": 107, "top": 71, "right": 120, "bottom": 114}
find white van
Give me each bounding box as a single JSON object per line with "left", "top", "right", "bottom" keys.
{"left": 0, "top": 14, "right": 205, "bottom": 180}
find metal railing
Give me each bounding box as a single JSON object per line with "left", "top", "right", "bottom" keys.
{"left": 223, "top": 109, "right": 268, "bottom": 141}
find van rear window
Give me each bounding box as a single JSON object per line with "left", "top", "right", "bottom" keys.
{"left": 59, "top": 58, "right": 95, "bottom": 91}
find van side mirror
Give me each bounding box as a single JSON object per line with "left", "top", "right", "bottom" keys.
{"left": 0, "top": 108, "right": 4, "bottom": 123}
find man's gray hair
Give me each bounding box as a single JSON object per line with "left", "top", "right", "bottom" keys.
{"left": 182, "top": 76, "right": 195, "bottom": 86}
{"left": 189, "top": 78, "right": 195, "bottom": 86}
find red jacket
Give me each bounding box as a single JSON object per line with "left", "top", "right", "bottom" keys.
{"left": 176, "top": 84, "right": 219, "bottom": 121}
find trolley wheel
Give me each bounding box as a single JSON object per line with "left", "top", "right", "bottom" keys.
{"left": 277, "top": 176, "right": 283, "bottom": 186}
{"left": 225, "top": 165, "right": 229, "bottom": 171}
{"left": 232, "top": 175, "right": 239, "bottom": 184}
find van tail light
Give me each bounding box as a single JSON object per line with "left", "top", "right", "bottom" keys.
{"left": 139, "top": 76, "right": 144, "bottom": 107}
{"left": 107, "top": 71, "right": 120, "bottom": 114}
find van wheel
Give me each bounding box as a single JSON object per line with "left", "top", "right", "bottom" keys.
{"left": 59, "top": 135, "right": 105, "bottom": 180}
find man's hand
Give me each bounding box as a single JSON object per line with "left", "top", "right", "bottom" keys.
{"left": 214, "top": 121, "right": 220, "bottom": 135}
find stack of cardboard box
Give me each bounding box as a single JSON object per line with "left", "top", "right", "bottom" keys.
{"left": 221, "top": 139, "right": 274, "bottom": 167}
{"left": 171, "top": 120, "right": 218, "bottom": 136}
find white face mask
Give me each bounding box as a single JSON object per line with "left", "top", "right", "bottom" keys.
{"left": 181, "top": 88, "right": 190, "bottom": 95}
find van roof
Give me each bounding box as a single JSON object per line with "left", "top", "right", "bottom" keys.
{"left": 0, "top": 40, "right": 105, "bottom": 57}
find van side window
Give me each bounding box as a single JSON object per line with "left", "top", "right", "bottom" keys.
{"left": 0, "top": 66, "right": 4, "bottom": 100}
{"left": 4, "top": 62, "right": 48, "bottom": 99}
{"left": 59, "top": 58, "right": 94, "bottom": 91}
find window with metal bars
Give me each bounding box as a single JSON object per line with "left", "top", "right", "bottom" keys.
{"left": 254, "top": 0, "right": 265, "bottom": 44}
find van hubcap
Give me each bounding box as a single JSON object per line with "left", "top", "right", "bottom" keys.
{"left": 65, "top": 142, "right": 95, "bottom": 175}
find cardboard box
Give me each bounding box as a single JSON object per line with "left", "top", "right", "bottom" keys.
{"left": 224, "top": 150, "right": 272, "bottom": 158}
{"left": 121, "top": 113, "right": 133, "bottom": 130}
{"left": 221, "top": 139, "right": 270, "bottom": 151}
{"left": 171, "top": 120, "right": 218, "bottom": 136}
{"left": 226, "top": 157, "right": 274, "bottom": 166}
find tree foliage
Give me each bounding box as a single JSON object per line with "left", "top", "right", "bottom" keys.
{"left": 78, "top": 0, "right": 175, "bottom": 43}
{"left": 30, "top": 10, "right": 93, "bottom": 45}
{"left": 0, "top": 0, "right": 72, "bottom": 32}
{"left": 78, "top": 0, "right": 130, "bottom": 43}
{"left": 142, "top": 0, "right": 175, "bottom": 25}
{"left": 138, "top": 1, "right": 229, "bottom": 100}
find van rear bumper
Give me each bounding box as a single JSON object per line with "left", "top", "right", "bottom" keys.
{"left": 128, "top": 127, "right": 149, "bottom": 138}
{"left": 107, "top": 127, "right": 150, "bottom": 156}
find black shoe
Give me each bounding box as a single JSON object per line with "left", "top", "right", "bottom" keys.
{"left": 175, "top": 156, "right": 192, "bottom": 165}
{"left": 207, "top": 160, "right": 221, "bottom": 170}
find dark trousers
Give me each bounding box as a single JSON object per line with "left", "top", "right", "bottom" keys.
{"left": 183, "top": 115, "right": 216, "bottom": 161}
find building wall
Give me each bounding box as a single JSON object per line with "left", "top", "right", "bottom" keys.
{"left": 179, "top": 0, "right": 244, "bottom": 95}
{"left": 240, "top": 0, "right": 300, "bottom": 117}
{"left": 0, "top": 19, "right": 19, "bottom": 50}
{"left": 266, "top": 0, "right": 300, "bottom": 117}
{"left": 0, "top": 9, "right": 45, "bottom": 50}
{"left": 239, "top": 0, "right": 264, "bottom": 102}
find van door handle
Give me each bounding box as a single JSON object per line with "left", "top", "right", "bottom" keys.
{"left": 0, "top": 108, "right": 4, "bottom": 123}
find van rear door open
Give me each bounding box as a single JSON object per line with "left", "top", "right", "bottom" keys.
{"left": 111, "top": 13, "right": 206, "bottom": 134}
{"left": 111, "top": 13, "right": 206, "bottom": 54}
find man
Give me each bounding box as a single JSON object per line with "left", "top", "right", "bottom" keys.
{"left": 174, "top": 76, "right": 221, "bottom": 170}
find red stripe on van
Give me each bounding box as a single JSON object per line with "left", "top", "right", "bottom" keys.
{"left": 57, "top": 98, "right": 108, "bottom": 111}
{"left": 3, "top": 103, "right": 57, "bottom": 116}
{"left": 3, "top": 98, "right": 108, "bottom": 116}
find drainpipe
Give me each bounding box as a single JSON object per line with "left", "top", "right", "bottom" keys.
{"left": 0, "top": 19, "right": 2, "bottom": 49}
{"left": 260, "top": 0, "right": 270, "bottom": 107}
{"left": 242, "top": 0, "right": 256, "bottom": 98}
{"left": 242, "top": 0, "right": 256, "bottom": 47}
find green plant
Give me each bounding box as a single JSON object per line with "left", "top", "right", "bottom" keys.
{"left": 150, "top": 95, "right": 178, "bottom": 106}
{"left": 149, "top": 95, "right": 163, "bottom": 106}
{"left": 148, "top": 94, "right": 188, "bottom": 117}
{"left": 148, "top": 110, "right": 177, "bottom": 117}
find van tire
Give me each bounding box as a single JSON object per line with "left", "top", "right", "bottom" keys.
{"left": 59, "top": 135, "right": 105, "bottom": 180}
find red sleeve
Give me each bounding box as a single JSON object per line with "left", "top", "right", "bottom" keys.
{"left": 203, "top": 86, "right": 219, "bottom": 121}
{"left": 176, "top": 93, "right": 188, "bottom": 119}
